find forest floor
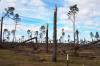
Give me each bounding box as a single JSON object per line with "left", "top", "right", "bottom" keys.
{"left": 0, "top": 46, "right": 100, "bottom": 66}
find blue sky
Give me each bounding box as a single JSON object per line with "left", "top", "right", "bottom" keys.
{"left": 0, "top": 0, "right": 100, "bottom": 42}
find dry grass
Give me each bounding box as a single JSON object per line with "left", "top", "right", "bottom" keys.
{"left": 0, "top": 47, "right": 100, "bottom": 66}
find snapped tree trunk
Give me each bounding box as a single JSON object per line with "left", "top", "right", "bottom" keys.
{"left": 52, "top": 6, "right": 57, "bottom": 62}
{"left": 0, "top": 17, "right": 3, "bottom": 43}
{"left": 74, "top": 34, "right": 79, "bottom": 56}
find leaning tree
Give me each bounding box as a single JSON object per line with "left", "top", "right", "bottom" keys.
{"left": 1, "top": 7, "right": 15, "bottom": 42}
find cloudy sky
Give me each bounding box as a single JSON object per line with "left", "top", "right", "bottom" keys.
{"left": 0, "top": 0, "right": 100, "bottom": 42}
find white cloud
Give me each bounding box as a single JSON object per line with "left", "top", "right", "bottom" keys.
{"left": 0, "top": 0, "right": 100, "bottom": 41}
{"left": 15, "top": 0, "right": 52, "bottom": 21}
{"left": 56, "top": 0, "right": 100, "bottom": 40}
{"left": 0, "top": 0, "right": 51, "bottom": 40}
{"left": 0, "top": 0, "right": 52, "bottom": 20}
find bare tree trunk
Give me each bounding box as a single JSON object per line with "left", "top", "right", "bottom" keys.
{"left": 73, "top": 14, "right": 75, "bottom": 44}
{"left": 74, "top": 33, "right": 79, "bottom": 56}
{"left": 52, "top": 6, "right": 57, "bottom": 62}
{"left": 46, "top": 24, "right": 48, "bottom": 53}
{"left": 12, "top": 33, "right": 15, "bottom": 42}
{"left": 0, "top": 17, "right": 3, "bottom": 43}
{"left": 3, "top": 32, "right": 4, "bottom": 42}
{"left": 36, "top": 37, "right": 38, "bottom": 43}
{"left": 92, "top": 38, "right": 93, "bottom": 42}
{"left": 77, "top": 34, "right": 79, "bottom": 44}
{"left": 14, "top": 21, "right": 17, "bottom": 42}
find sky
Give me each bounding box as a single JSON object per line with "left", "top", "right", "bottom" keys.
{"left": 0, "top": 0, "right": 100, "bottom": 42}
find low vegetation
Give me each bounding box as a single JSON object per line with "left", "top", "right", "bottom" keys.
{"left": 0, "top": 44, "right": 100, "bottom": 66}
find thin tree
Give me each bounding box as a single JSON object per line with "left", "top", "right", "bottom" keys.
{"left": 68, "top": 35, "right": 70, "bottom": 43}
{"left": 95, "top": 32, "right": 99, "bottom": 41}
{"left": 90, "top": 32, "right": 94, "bottom": 42}
{"left": 13, "top": 14, "right": 20, "bottom": 42}
{"left": 46, "top": 23, "right": 49, "bottom": 53}
{"left": 52, "top": 5, "right": 57, "bottom": 62}
{"left": 59, "top": 28, "right": 65, "bottom": 43}
{"left": 40, "top": 25, "right": 45, "bottom": 34}
{"left": 34, "top": 31, "right": 38, "bottom": 43}
{"left": 62, "top": 28, "right": 65, "bottom": 43}
{"left": 39, "top": 33, "right": 42, "bottom": 43}
{"left": 40, "top": 25, "right": 45, "bottom": 43}
{"left": 62, "top": 29, "right": 65, "bottom": 36}
{"left": 67, "top": 4, "right": 79, "bottom": 44}
{"left": 35, "top": 31, "right": 38, "bottom": 37}
{"left": 59, "top": 36, "right": 62, "bottom": 43}
{"left": 3, "top": 29, "right": 8, "bottom": 41}
{"left": 11, "top": 30, "right": 15, "bottom": 42}
{"left": 21, "top": 36, "right": 25, "bottom": 42}
{"left": 75, "top": 29, "right": 79, "bottom": 44}
{"left": 74, "top": 29, "right": 79, "bottom": 56}
{"left": 84, "top": 37, "right": 86, "bottom": 44}
{"left": 6, "top": 31, "right": 10, "bottom": 41}
{"left": 27, "top": 29, "right": 32, "bottom": 39}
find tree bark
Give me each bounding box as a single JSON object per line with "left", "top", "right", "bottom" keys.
{"left": 46, "top": 24, "right": 48, "bottom": 53}
{"left": 52, "top": 6, "right": 57, "bottom": 62}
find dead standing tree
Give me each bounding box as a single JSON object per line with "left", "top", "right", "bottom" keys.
{"left": 52, "top": 5, "right": 57, "bottom": 62}
{"left": 46, "top": 23, "right": 49, "bottom": 53}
